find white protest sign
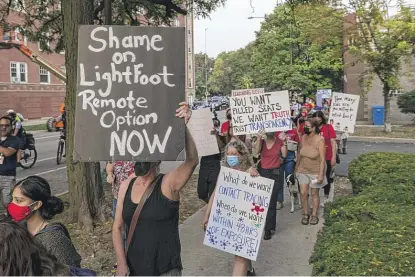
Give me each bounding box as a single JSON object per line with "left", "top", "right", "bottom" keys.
{"left": 203, "top": 167, "right": 274, "bottom": 261}
{"left": 232, "top": 88, "right": 265, "bottom": 97}
{"left": 230, "top": 90, "right": 291, "bottom": 135}
{"left": 187, "top": 108, "right": 219, "bottom": 157}
{"left": 329, "top": 92, "right": 360, "bottom": 133}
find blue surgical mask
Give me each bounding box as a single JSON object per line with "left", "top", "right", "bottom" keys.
{"left": 227, "top": 155, "right": 240, "bottom": 167}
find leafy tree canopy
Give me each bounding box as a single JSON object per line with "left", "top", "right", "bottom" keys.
{"left": 397, "top": 90, "right": 415, "bottom": 114}
{"left": 0, "top": 0, "right": 226, "bottom": 53}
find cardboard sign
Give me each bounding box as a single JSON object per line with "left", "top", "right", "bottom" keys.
{"left": 328, "top": 92, "right": 360, "bottom": 133}
{"left": 203, "top": 167, "right": 273, "bottom": 260}
{"left": 203, "top": 167, "right": 274, "bottom": 261}
{"left": 74, "top": 26, "right": 185, "bottom": 161}
{"left": 187, "top": 108, "right": 219, "bottom": 157}
{"left": 231, "top": 88, "right": 264, "bottom": 97}
{"left": 230, "top": 90, "right": 291, "bottom": 135}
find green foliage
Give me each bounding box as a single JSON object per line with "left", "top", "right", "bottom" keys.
{"left": 310, "top": 152, "right": 415, "bottom": 276}
{"left": 251, "top": 3, "right": 344, "bottom": 93}
{"left": 348, "top": 152, "right": 415, "bottom": 194}
{"left": 208, "top": 43, "right": 256, "bottom": 95}
{"left": 397, "top": 90, "right": 415, "bottom": 114}
{"left": 0, "top": 0, "right": 225, "bottom": 53}
{"left": 194, "top": 52, "right": 215, "bottom": 99}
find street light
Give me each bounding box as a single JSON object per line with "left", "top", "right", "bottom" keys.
{"left": 204, "top": 28, "right": 208, "bottom": 105}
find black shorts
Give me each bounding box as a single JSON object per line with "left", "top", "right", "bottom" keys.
{"left": 197, "top": 165, "right": 220, "bottom": 203}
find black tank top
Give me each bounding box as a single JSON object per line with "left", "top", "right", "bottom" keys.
{"left": 122, "top": 174, "right": 182, "bottom": 276}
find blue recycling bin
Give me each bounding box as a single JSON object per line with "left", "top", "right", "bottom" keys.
{"left": 372, "top": 105, "right": 385, "bottom": 125}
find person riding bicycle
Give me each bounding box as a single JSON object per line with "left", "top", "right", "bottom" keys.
{"left": 56, "top": 103, "right": 66, "bottom": 131}
{"left": 6, "top": 110, "right": 25, "bottom": 165}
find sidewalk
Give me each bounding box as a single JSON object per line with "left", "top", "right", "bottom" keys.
{"left": 179, "top": 184, "right": 332, "bottom": 275}
{"left": 22, "top": 117, "right": 50, "bottom": 126}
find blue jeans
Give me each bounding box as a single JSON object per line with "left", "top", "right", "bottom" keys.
{"left": 281, "top": 151, "right": 296, "bottom": 203}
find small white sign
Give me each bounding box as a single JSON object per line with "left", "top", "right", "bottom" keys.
{"left": 230, "top": 90, "right": 291, "bottom": 135}
{"left": 187, "top": 108, "right": 219, "bottom": 157}
{"left": 203, "top": 167, "right": 274, "bottom": 261}
{"left": 329, "top": 92, "right": 360, "bottom": 133}
{"left": 231, "top": 88, "right": 265, "bottom": 97}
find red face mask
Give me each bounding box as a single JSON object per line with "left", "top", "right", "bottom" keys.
{"left": 301, "top": 112, "right": 307, "bottom": 117}
{"left": 7, "top": 202, "right": 35, "bottom": 222}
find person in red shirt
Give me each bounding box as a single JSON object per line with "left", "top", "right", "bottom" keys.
{"left": 313, "top": 111, "right": 336, "bottom": 206}
{"left": 276, "top": 119, "right": 300, "bottom": 196}
{"left": 253, "top": 131, "right": 288, "bottom": 240}
{"left": 297, "top": 107, "right": 310, "bottom": 136}
{"left": 220, "top": 108, "right": 232, "bottom": 136}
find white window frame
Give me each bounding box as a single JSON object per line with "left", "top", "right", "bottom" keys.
{"left": 60, "top": 66, "right": 66, "bottom": 84}
{"left": 38, "top": 33, "right": 50, "bottom": 51}
{"left": 10, "top": 62, "right": 28, "bottom": 84}
{"left": 39, "top": 66, "right": 51, "bottom": 84}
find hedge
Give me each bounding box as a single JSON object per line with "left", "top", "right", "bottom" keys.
{"left": 310, "top": 152, "right": 415, "bottom": 276}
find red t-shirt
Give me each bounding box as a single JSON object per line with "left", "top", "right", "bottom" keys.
{"left": 260, "top": 138, "right": 283, "bottom": 169}
{"left": 320, "top": 124, "right": 336, "bottom": 161}
{"left": 298, "top": 122, "right": 305, "bottom": 135}
{"left": 221, "top": 121, "right": 230, "bottom": 135}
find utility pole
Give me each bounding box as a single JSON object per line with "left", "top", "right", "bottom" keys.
{"left": 204, "top": 28, "right": 208, "bottom": 105}
{"left": 104, "top": 0, "right": 112, "bottom": 25}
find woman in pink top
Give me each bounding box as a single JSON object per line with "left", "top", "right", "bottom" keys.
{"left": 253, "top": 131, "right": 288, "bottom": 240}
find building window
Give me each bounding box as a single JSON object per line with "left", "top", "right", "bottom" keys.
{"left": 188, "top": 78, "right": 192, "bottom": 88}
{"left": 188, "top": 47, "right": 191, "bottom": 53}
{"left": 10, "top": 62, "right": 27, "bottom": 83}
{"left": 39, "top": 66, "right": 50, "bottom": 84}
{"left": 38, "top": 33, "right": 50, "bottom": 51}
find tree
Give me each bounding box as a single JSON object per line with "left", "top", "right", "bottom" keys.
{"left": 0, "top": 0, "right": 226, "bottom": 230}
{"left": 208, "top": 43, "right": 256, "bottom": 95}
{"left": 194, "top": 52, "right": 215, "bottom": 99}
{"left": 344, "top": 0, "right": 415, "bottom": 132}
{"left": 251, "top": 3, "right": 344, "bottom": 94}
{"left": 397, "top": 90, "right": 415, "bottom": 114}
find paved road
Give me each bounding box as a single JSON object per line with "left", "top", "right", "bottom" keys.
{"left": 19, "top": 111, "right": 414, "bottom": 195}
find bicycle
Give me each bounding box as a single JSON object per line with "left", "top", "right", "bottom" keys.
{"left": 56, "top": 130, "right": 66, "bottom": 165}
{"left": 19, "top": 132, "right": 37, "bottom": 169}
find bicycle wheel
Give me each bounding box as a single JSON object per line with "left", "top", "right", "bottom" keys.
{"left": 56, "top": 140, "right": 64, "bottom": 165}
{"left": 19, "top": 148, "right": 37, "bottom": 169}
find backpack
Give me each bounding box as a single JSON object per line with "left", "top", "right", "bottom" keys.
{"left": 39, "top": 223, "right": 97, "bottom": 276}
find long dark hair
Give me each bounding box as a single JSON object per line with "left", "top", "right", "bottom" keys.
{"left": 0, "top": 221, "right": 68, "bottom": 276}
{"left": 312, "top": 111, "right": 327, "bottom": 125}
{"left": 13, "top": 176, "right": 64, "bottom": 220}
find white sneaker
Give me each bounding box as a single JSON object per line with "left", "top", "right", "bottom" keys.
{"left": 276, "top": 202, "right": 284, "bottom": 210}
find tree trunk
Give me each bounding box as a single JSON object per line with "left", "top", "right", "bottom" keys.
{"left": 383, "top": 83, "right": 392, "bottom": 132}
{"left": 62, "top": 0, "right": 105, "bottom": 231}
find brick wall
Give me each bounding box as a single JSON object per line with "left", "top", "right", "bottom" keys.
{"left": 0, "top": 83, "right": 65, "bottom": 119}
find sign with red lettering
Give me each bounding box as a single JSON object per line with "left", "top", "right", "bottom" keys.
{"left": 230, "top": 90, "right": 291, "bottom": 135}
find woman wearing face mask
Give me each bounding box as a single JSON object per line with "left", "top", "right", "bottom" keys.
{"left": 202, "top": 139, "right": 259, "bottom": 276}
{"left": 8, "top": 176, "right": 81, "bottom": 267}
{"left": 253, "top": 131, "right": 287, "bottom": 240}
{"left": 0, "top": 221, "right": 71, "bottom": 276}
{"left": 112, "top": 102, "right": 199, "bottom": 276}
{"left": 312, "top": 111, "right": 336, "bottom": 207}
{"left": 295, "top": 119, "right": 326, "bottom": 225}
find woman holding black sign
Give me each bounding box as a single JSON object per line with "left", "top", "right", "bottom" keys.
{"left": 112, "top": 102, "right": 198, "bottom": 276}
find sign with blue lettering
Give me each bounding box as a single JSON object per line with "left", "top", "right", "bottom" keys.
{"left": 203, "top": 167, "right": 274, "bottom": 261}
{"left": 230, "top": 90, "right": 291, "bottom": 136}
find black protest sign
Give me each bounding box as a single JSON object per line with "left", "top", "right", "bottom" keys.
{"left": 74, "top": 26, "right": 185, "bottom": 161}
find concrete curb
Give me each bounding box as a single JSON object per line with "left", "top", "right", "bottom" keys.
{"left": 349, "top": 136, "right": 415, "bottom": 144}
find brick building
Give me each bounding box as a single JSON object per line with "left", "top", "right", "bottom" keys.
{"left": 343, "top": 13, "right": 415, "bottom": 124}
{"left": 0, "top": 3, "right": 195, "bottom": 119}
